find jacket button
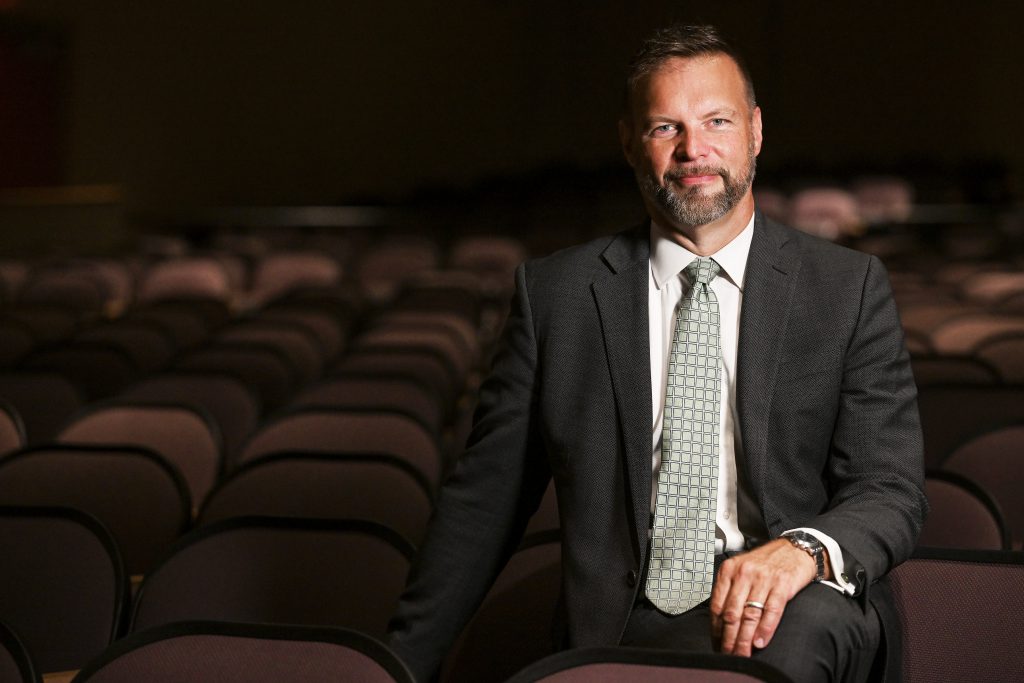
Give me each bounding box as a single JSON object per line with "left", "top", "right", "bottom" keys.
{"left": 627, "top": 569, "right": 638, "bottom": 587}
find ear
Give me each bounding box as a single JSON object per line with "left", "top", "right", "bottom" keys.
{"left": 751, "top": 105, "right": 763, "bottom": 157}
{"left": 618, "top": 118, "right": 637, "bottom": 168}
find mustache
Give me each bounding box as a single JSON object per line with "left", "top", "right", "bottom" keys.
{"left": 664, "top": 166, "right": 728, "bottom": 182}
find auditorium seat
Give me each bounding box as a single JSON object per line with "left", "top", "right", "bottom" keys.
{"left": 118, "top": 372, "right": 261, "bottom": 467}
{"left": 58, "top": 403, "right": 224, "bottom": 512}
{"left": 919, "top": 471, "right": 1009, "bottom": 550}
{"left": 21, "top": 342, "right": 139, "bottom": 400}
{"left": 505, "top": 647, "right": 792, "bottom": 683}
{"left": 0, "top": 445, "right": 191, "bottom": 576}
{"left": 0, "top": 372, "right": 84, "bottom": 446}
{"left": 0, "top": 400, "right": 25, "bottom": 457}
{"left": 943, "top": 424, "right": 1024, "bottom": 549}
{"left": 174, "top": 342, "right": 298, "bottom": 414}
{"left": 0, "top": 619, "right": 39, "bottom": 683}
{"left": 291, "top": 375, "right": 444, "bottom": 439}
{"left": 442, "top": 530, "right": 562, "bottom": 683}
{"left": 238, "top": 408, "right": 443, "bottom": 493}
{"left": 75, "top": 321, "right": 177, "bottom": 375}
{"left": 929, "top": 313, "right": 1024, "bottom": 355}
{"left": 915, "top": 385, "right": 1024, "bottom": 468}
{"left": 974, "top": 334, "right": 1024, "bottom": 383}
{"left": 0, "top": 506, "right": 128, "bottom": 675}
{"left": 198, "top": 453, "right": 433, "bottom": 545}
{"left": 129, "top": 517, "right": 413, "bottom": 639}
{"left": 889, "top": 548, "right": 1024, "bottom": 683}
{"left": 71, "top": 621, "right": 414, "bottom": 683}
{"left": 216, "top": 320, "right": 324, "bottom": 385}
{"left": 249, "top": 250, "right": 342, "bottom": 306}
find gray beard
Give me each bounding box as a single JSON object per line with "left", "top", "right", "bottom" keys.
{"left": 638, "top": 149, "right": 756, "bottom": 227}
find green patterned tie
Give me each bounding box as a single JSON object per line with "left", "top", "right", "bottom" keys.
{"left": 645, "top": 256, "right": 722, "bottom": 615}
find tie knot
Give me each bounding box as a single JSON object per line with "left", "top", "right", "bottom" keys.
{"left": 684, "top": 257, "right": 721, "bottom": 286}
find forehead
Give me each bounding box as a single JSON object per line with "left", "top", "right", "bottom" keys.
{"left": 630, "top": 54, "right": 749, "bottom": 117}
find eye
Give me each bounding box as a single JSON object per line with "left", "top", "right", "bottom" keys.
{"left": 709, "top": 118, "right": 729, "bottom": 127}
{"left": 649, "top": 124, "right": 677, "bottom": 138}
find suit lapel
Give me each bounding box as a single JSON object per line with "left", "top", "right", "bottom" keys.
{"left": 591, "top": 225, "right": 653, "bottom": 556}
{"left": 736, "top": 213, "right": 802, "bottom": 529}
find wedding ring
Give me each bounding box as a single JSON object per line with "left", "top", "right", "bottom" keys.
{"left": 744, "top": 600, "right": 766, "bottom": 610}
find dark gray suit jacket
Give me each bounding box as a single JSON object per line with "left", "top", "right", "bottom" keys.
{"left": 388, "top": 213, "right": 927, "bottom": 681}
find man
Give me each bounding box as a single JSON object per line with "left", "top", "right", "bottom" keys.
{"left": 388, "top": 24, "right": 926, "bottom": 683}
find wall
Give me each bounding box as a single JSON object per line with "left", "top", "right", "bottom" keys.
{"left": 9, "top": 0, "right": 1024, "bottom": 212}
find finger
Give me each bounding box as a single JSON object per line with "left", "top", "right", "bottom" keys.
{"left": 752, "top": 589, "right": 788, "bottom": 650}
{"left": 718, "top": 574, "right": 753, "bottom": 654}
{"left": 709, "top": 560, "right": 735, "bottom": 637}
{"left": 731, "top": 598, "right": 768, "bottom": 657}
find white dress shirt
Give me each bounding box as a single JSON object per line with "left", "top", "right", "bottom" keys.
{"left": 648, "top": 214, "right": 854, "bottom": 595}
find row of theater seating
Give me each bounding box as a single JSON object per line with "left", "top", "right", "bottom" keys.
{"left": 2, "top": 211, "right": 1023, "bottom": 680}
{"left": 3, "top": 507, "right": 1022, "bottom": 683}
{"left": 879, "top": 229, "right": 1024, "bottom": 554}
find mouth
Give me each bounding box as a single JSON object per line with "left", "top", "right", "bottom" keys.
{"left": 677, "top": 174, "right": 719, "bottom": 186}
{"left": 665, "top": 168, "right": 723, "bottom": 188}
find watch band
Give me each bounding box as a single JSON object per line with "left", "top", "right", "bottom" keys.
{"left": 783, "top": 530, "right": 826, "bottom": 582}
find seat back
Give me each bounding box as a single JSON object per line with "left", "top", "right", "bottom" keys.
{"left": 919, "top": 471, "right": 1008, "bottom": 550}
{"left": 0, "top": 620, "right": 39, "bottom": 683}
{"left": 505, "top": 647, "right": 793, "bottom": 683}
{"left": 0, "top": 399, "right": 25, "bottom": 457}
{"left": 198, "top": 453, "right": 433, "bottom": 545}
{"left": 58, "top": 403, "right": 223, "bottom": 510}
{"left": 442, "top": 531, "right": 562, "bottom": 683}
{"left": 72, "top": 621, "right": 413, "bottom": 683}
{"left": 118, "top": 373, "right": 261, "bottom": 467}
{"left": 239, "top": 409, "right": 442, "bottom": 492}
{"left": 291, "top": 375, "right": 443, "bottom": 436}
{"left": 0, "top": 506, "right": 127, "bottom": 673}
{"left": 130, "top": 517, "right": 413, "bottom": 639}
{"left": 916, "top": 385, "right": 1024, "bottom": 468}
{"left": 975, "top": 334, "right": 1024, "bottom": 383}
{"left": 889, "top": 549, "right": 1024, "bottom": 683}
{"left": 944, "top": 424, "right": 1024, "bottom": 549}
{"left": 0, "top": 372, "right": 84, "bottom": 446}
{"left": 0, "top": 446, "right": 191, "bottom": 575}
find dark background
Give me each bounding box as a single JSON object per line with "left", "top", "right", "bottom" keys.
{"left": 2, "top": 1, "right": 1022, "bottom": 235}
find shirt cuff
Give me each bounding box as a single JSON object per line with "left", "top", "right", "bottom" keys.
{"left": 783, "top": 527, "right": 856, "bottom": 596}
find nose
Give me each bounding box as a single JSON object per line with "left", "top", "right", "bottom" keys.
{"left": 674, "top": 128, "right": 709, "bottom": 161}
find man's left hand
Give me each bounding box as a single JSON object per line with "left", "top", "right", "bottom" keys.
{"left": 709, "top": 539, "right": 827, "bottom": 657}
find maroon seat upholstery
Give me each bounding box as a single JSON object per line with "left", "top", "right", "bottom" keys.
{"left": 916, "top": 385, "right": 1024, "bottom": 468}
{"left": 442, "top": 531, "right": 562, "bottom": 683}
{"left": 72, "top": 621, "right": 413, "bottom": 683}
{"left": 943, "top": 424, "right": 1024, "bottom": 549}
{"left": 130, "top": 517, "right": 413, "bottom": 639}
{"left": 889, "top": 549, "right": 1024, "bottom": 683}
{"left": 198, "top": 453, "right": 433, "bottom": 545}
{"left": 0, "top": 445, "right": 190, "bottom": 575}
{"left": 0, "top": 372, "right": 84, "bottom": 446}
{"left": 239, "top": 408, "right": 442, "bottom": 493}
{"left": 58, "top": 403, "right": 224, "bottom": 512}
{"left": 0, "top": 399, "right": 25, "bottom": 457}
{"left": 919, "top": 471, "right": 1009, "bottom": 550}
{"left": 118, "top": 372, "right": 261, "bottom": 467}
{"left": 0, "top": 619, "right": 39, "bottom": 683}
{"left": 0, "top": 506, "right": 127, "bottom": 674}
{"left": 504, "top": 647, "right": 793, "bottom": 683}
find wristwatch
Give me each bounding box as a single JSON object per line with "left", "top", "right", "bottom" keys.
{"left": 782, "top": 530, "right": 826, "bottom": 582}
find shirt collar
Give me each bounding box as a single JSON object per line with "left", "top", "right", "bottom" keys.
{"left": 649, "top": 212, "right": 755, "bottom": 291}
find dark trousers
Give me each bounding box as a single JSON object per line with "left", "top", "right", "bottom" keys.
{"left": 621, "top": 571, "right": 880, "bottom": 682}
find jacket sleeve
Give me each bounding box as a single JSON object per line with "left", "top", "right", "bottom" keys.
{"left": 810, "top": 254, "right": 928, "bottom": 597}
{"left": 386, "top": 261, "right": 552, "bottom": 681}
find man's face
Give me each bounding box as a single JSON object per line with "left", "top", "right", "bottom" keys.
{"left": 620, "top": 54, "right": 762, "bottom": 230}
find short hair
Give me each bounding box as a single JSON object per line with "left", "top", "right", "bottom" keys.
{"left": 623, "top": 24, "right": 757, "bottom": 114}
